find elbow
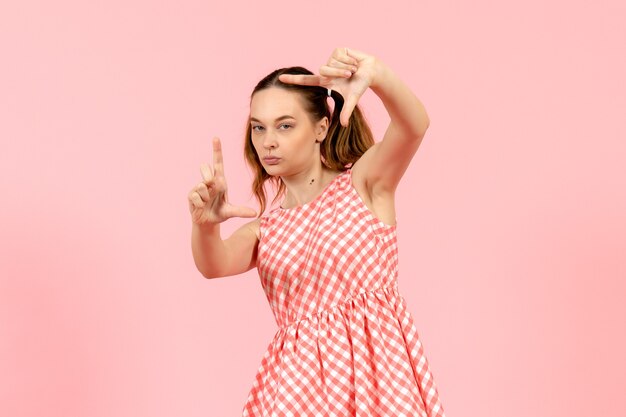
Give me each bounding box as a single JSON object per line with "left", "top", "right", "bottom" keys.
{"left": 402, "top": 119, "right": 429, "bottom": 142}
{"left": 415, "top": 118, "right": 430, "bottom": 139}
{"left": 197, "top": 262, "right": 230, "bottom": 280}
{"left": 200, "top": 271, "right": 215, "bottom": 280}
{"left": 197, "top": 266, "right": 214, "bottom": 280}
{"left": 194, "top": 261, "right": 219, "bottom": 280}
{"left": 198, "top": 266, "right": 224, "bottom": 280}
{"left": 408, "top": 128, "right": 427, "bottom": 146}
{"left": 405, "top": 127, "right": 427, "bottom": 153}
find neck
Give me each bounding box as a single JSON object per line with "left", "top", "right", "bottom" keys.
{"left": 280, "top": 165, "right": 339, "bottom": 208}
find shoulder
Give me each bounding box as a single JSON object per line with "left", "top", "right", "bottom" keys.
{"left": 245, "top": 208, "right": 282, "bottom": 240}
{"left": 239, "top": 217, "right": 262, "bottom": 240}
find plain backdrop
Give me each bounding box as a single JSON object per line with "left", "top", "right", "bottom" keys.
{"left": 1, "top": 1, "right": 625, "bottom": 416}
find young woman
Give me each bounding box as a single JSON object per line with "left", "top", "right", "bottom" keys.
{"left": 189, "top": 47, "right": 446, "bottom": 417}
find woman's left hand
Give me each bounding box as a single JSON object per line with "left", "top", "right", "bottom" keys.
{"left": 278, "top": 47, "right": 379, "bottom": 127}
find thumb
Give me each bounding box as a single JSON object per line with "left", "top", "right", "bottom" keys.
{"left": 340, "top": 93, "right": 359, "bottom": 127}
{"left": 226, "top": 204, "right": 257, "bottom": 219}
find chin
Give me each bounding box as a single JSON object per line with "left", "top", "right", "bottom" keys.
{"left": 262, "top": 165, "right": 283, "bottom": 176}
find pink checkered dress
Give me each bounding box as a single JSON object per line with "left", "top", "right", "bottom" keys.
{"left": 242, "top": 168, "right": 446, "bottom": 417}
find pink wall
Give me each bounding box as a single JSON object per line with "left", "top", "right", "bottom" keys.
{"left": 1, "top": 1, "right": 625, "bottom": 416}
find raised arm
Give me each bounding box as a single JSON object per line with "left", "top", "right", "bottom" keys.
{"left": 188, "top": 137, "right": 259, "bottom": 279}
{"left": 277, "top": 47, "right": 429, "bottom": 195}
{"left": 354, "top": 56, "right": 430, "bottom": 195}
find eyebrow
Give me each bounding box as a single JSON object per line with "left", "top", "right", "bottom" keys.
{"left": 249, "top": 115, "right": 296, "bottom": 123}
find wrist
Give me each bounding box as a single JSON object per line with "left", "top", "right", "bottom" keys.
{"left": 193, "top": 220, "right": 220, "bottom": 233}
{"left": 370, "top": 58, "right": 392, "bottom": 91}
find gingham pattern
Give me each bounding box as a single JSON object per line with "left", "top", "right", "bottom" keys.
{"left": 242, "top": 169, "right": 446, "bottom": 417}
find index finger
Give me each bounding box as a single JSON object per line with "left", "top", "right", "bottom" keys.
{"left": 212, "top": 136, "right": 225, "bottom": 176}
{"left": 278, "top": 73, "right": 321, "bottom": 86}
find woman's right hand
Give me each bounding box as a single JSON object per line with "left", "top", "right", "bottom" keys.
{"left": 188, "top": 137, "right": 257, "bottom": 225}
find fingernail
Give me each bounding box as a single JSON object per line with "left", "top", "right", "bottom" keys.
{"left": 345, "top": 71, "right": 352, "bottom": 77}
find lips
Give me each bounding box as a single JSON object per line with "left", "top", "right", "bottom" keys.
{"left": 262, "top": 157, "right": 281, "bottom": 165}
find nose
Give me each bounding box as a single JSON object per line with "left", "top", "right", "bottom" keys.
{"left": 262, "top": 130, "right": 278, "bottom": 150}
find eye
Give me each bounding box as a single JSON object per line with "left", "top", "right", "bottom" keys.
{"left": 279, "top": 123, "right": 293, "bottom": 130}
{"left": 251, "top": 125, "right": 264, "bottom": 132}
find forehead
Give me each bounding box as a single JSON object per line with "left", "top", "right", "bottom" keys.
{"left": 250, "top": 87, "right": 306, "bottom": 120}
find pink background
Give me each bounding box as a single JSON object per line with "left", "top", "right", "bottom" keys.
{"left": 1, "top": 1, "right": 625, "bottom": 416}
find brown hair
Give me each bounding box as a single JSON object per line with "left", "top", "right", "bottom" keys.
{"left": 243, "top": 66, "right": 375, "bottom": 215}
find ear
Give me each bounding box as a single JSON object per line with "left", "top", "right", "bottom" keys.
{"left": 315, "top": 116, "right": 330, "bottom": 143}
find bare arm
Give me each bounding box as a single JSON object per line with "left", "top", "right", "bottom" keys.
{"left": 191, "top": 218, "right": 259, "bottom": 279}
{"left": 188, "top": 137, "right": 258, "bottom": 279}
{"left": 277, "top": 48, "right": 429, "bottom": 196}
{"left": 357, "top": 59, "right": 430, "bottom": 195}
